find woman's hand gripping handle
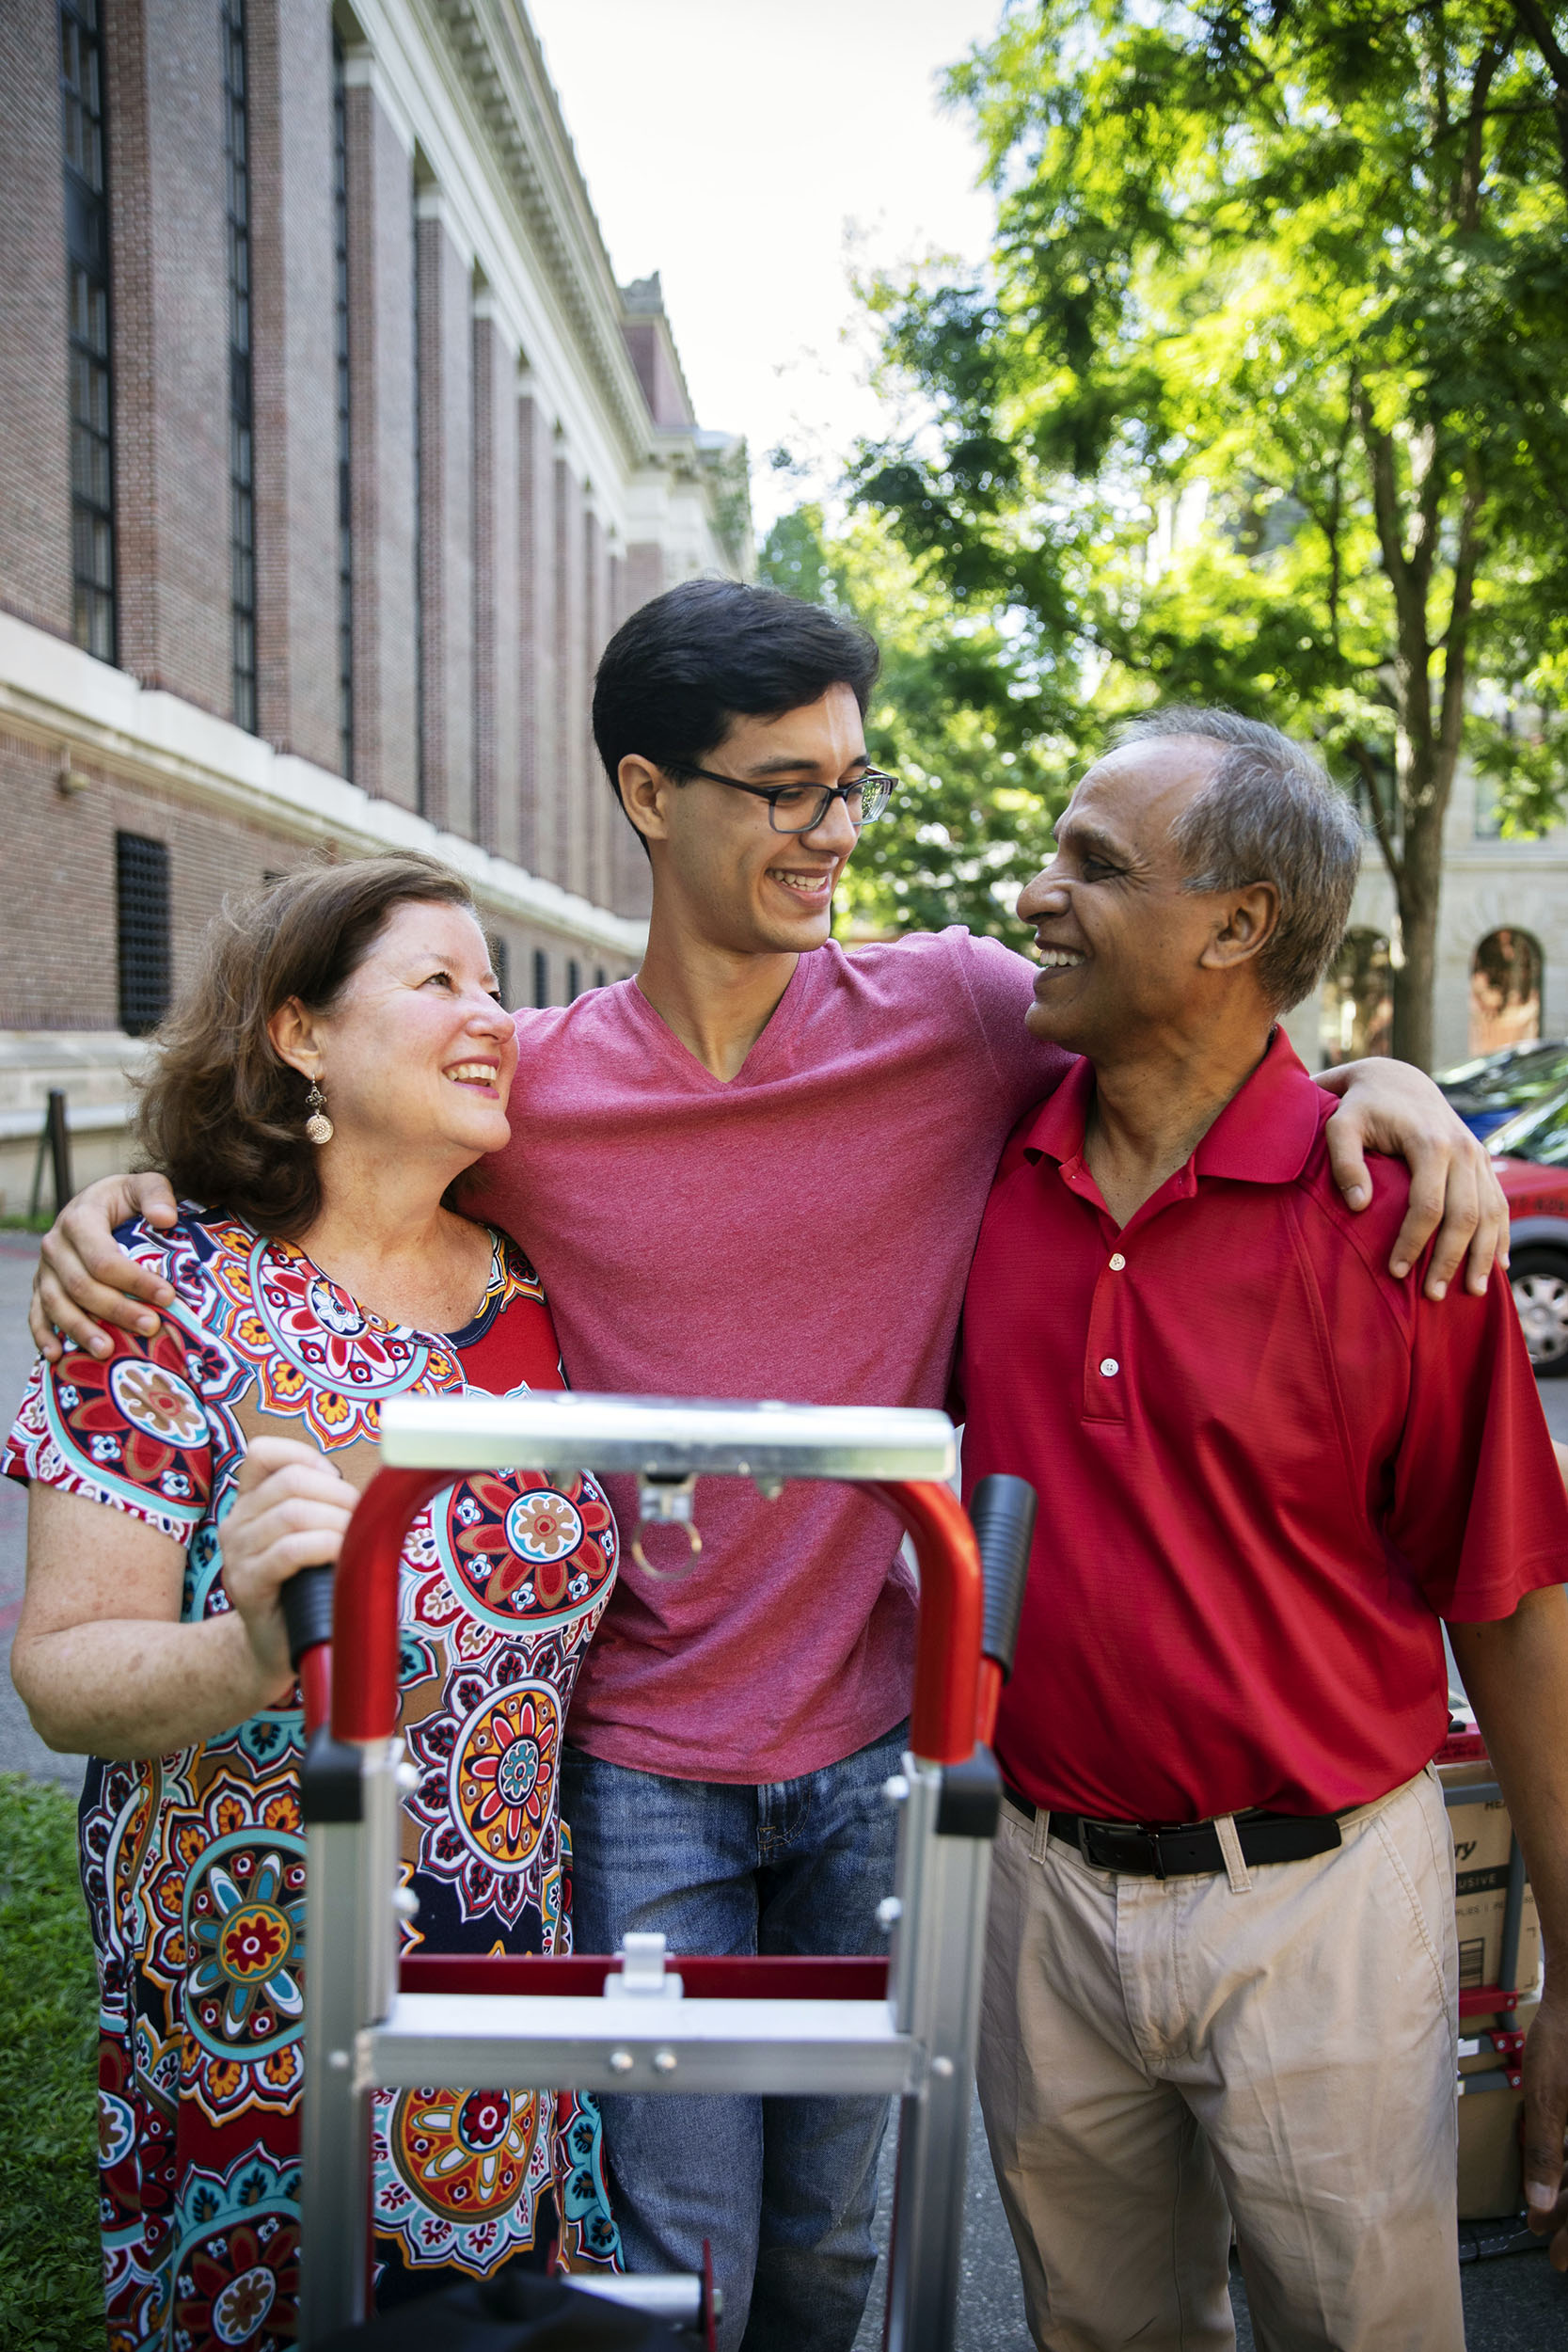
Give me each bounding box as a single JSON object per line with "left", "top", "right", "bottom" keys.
{"left": 222, "top": 1438, "right": 358, "bottom": 1731}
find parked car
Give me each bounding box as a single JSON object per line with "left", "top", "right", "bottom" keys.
{"left": 1488, "top": 1083, "right": 1568, "bottom": 1373}
{"left": 1435, "top": 1038, "right": 1568, "bottom": 1139}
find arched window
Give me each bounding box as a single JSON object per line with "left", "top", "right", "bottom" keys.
{"left": 1469, "top": 929, "right": 1543, "bottom": 1057}
{"left": 1319, "top": 929, "right": 1393, "bottom": 1066}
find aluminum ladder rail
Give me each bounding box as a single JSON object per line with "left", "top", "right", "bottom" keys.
{"left": 295, "top": 1394, "right": 1028, "bottom": 2350}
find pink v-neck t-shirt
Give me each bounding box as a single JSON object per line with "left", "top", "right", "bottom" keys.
{"left": 469, "top": 928, "right": 1067, "bottom": 1782}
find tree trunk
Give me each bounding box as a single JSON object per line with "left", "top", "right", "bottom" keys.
{"left": 1386, "top": 480, "right": 1481, "bottom": 1073}
{"left": 1390, "top": 782, "right": 1446, "bottom": 1071}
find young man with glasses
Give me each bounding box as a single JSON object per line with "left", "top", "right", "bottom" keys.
{"left": 31, "top": 580, "right": 1509, "bottom": 2352}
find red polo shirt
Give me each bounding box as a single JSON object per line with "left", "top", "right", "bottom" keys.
{"left": 959, "top": 1029, "right": 1568, "bottom": 1822}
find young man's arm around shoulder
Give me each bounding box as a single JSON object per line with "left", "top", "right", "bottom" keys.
{"left": 21, "top": 982, "right": 1509, "bottom": 1357}
{"left": 948, "top": 923, "right": 1507, "bottom": 1295}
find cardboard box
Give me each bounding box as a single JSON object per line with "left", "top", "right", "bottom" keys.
{"left": 1439, "top": 1760, "right": 1541, "bottom": 1995}
{"left": 1441, "top": 1751, "right": 1539, "bottom": 2219}
{"left": 1458, "top": 2082, "right": 1523, "bottom": 2220}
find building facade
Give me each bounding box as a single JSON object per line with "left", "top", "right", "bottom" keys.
{"left": 1281, "top": 761, "right": 1568, "bottom": 1077}
{"left": 0, "top": 0, "right": 748, "bottom": 1208}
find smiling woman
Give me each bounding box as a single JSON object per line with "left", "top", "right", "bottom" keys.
{"left": 136, "top": 855, "right": 490, "bottom": 1248}
{"left": 4, "top": 855, "right": 622, "bottom": 2344}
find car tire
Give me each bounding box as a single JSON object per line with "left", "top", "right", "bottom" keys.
{"left": 1510, "top": 1247, "right": 1568, "bottom": 1376}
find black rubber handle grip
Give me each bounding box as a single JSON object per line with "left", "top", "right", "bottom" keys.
{"left": 970, "top": 1474, "right": 1037, "bottom": 1681}
{"left": 281, "top": 1564, "right": 336, "bottom": 1671}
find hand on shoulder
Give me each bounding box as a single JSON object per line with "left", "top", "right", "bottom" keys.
{"left": 1316, "top": 1057, "right": 1508, "bottom": 1300}
{"left": 29, "top": 1170, "right": 181, "bottom": 1362}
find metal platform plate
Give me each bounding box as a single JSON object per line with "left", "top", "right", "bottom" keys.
{"left": 378, "top": 1393, "right": 957, "bottom": 1483}
{"left": 356, "top": 1993, "right": 918, "bottom": 2097}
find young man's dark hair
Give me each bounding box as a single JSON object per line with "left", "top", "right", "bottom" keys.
{"left": 592, "top": 578, "right": 880, "bottom": 834}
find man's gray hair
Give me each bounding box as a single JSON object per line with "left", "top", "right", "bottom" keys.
{"left": 1115, "top": 707, "right": 1362, "bottom": 1013}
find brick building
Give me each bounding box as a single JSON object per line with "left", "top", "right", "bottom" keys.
{"left": 0, "top": 0, "right": 749, "bottom": 1206}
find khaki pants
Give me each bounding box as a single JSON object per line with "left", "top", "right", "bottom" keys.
{"left": 976, "top": 1769, "right": 1464, "bottom": 2352}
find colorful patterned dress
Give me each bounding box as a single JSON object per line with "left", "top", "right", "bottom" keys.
{"left": 4, "top": 1208, "right": 622, "bottom": 2349}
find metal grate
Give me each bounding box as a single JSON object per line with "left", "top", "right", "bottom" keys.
{"left": 116, "top": 833, "right": 171, "bottom": 1036}
{"left": 333, "top": 34, "right": 353, "bottom": 778}
{"left": 221, "top": 0, "right": 257, "bottom": 733}
{"left": 60, "top": 0, "right": 115, "bottom": 663}
{"left": 532, "top": 948, "right": 549, "bottom": 1009}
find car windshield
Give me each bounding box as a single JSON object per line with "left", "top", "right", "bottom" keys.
{"left": 1441, "top": 1040, "right": 1568, "bottom": 1110}
{"left": 1488, "top": 1082, "right": 1568, "bottom": 1168}
{"left": 1436, "top": 1044, "right": 1522, "bottom": 1089}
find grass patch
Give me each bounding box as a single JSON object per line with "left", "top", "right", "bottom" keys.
{"left": 0, "top": 1774, "right": 102, "bottom": 2351}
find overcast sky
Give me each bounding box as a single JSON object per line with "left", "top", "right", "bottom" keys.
{"left": 526, "top": 0, "right": 1006, "bottom": 538}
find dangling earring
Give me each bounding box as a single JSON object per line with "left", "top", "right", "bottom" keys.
{"left": 304, "top": 1081, "right": 334, "bottom": 1145}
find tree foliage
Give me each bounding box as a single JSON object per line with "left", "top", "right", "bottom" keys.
{"left": 850, "top": 0, "right": 1568, "bottom": 1064}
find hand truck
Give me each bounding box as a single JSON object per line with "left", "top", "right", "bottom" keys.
{"left": 286, "top": 1393, "right": 1036, "bottom": 2349}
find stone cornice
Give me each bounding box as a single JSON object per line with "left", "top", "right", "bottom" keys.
{"left": 0, "top": 613, "right": 647, "bottom": 961}
{"left": 430, "top": 0, "right": 654, "bottom": 471}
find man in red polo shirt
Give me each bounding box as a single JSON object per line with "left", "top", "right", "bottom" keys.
{"left": 960, "top": 708, "right": 1568, "bottom": 2352}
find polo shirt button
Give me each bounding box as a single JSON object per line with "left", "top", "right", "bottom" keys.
{"left": 1100, "top": 1358, "right": 1119, "bottom": 1376}
{"left": 1109, "top": 1253, "right": 1126, "bottom": 1272}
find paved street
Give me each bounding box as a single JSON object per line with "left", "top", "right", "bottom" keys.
{"left": 0, "top": 1233, "right": 79, "bottom": 1792}
{"left": 3, "top": 1230, "right": 1566, "bottom": 2344}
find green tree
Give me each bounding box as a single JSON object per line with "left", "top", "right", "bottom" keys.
{"left": 759, "top": 504, "right": 1067, "bottom": 939}
{"left": 853, "top": 0, "right": 1568, "bottom": 1065}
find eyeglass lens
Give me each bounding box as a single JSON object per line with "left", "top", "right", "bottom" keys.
{"left": 769, "top": 776, "right": 892, "bottom": 833}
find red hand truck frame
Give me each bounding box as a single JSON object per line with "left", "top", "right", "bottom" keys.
{"left": 294, "top": 1394, "right": 1033, "bottom": 2349}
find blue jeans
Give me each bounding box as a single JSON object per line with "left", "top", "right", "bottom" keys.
{"left": 560, "top": 1721, "right": 908, "bottom": 2352}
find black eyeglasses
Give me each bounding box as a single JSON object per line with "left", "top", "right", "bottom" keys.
{"left": 674, "top": 764, "right": 897, "bottom": 834}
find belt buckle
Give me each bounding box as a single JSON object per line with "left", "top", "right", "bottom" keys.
{"left": 1081, "top": 1819, "right": 1168, "bottom": 1878}
{"left": 1137, "top": 1824, "right": 1169, "bottom": 1881}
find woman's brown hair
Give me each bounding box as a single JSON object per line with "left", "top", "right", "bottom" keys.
{"left": 135, "top": 853, "right": 478, "bottom": 1238}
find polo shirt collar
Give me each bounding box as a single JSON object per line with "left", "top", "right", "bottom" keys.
{"left": 1021, "top": 1026, "right": 1324, "bottom": 1189}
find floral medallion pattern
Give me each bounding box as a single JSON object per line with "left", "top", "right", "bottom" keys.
{"left": 431, "top": 1471, "right": 617, "bottom": 1638}
{"left": 107, "top": 1359, "right": 210, "bottom": 1449}
{"left": 4, "top": 1209, "right": 621, "bottom": 2346}
{"left": 450, "top": 1680, "right": 561, "bottom": 1872}
{"left": 188, "top": 1220, "right": 469, "bottom": 1449}
{"left": 182, "top": 1832, "right": 308, "bottom": 2065}
{"left": 171, "top": 2145, "right": 299, "bottom": 2352}
{"left": 388, "top": 2085, "right": 540, "bottom": 2220}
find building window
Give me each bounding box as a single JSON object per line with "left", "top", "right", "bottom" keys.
{"left": 566, "top": 959, "right": 581, "bottom": 1002}
{"left": 1319, "top": 929, "right": 1393, "bottom": 1067}
{"left": 594, "top": 966, "right": 608, "bottom": 991}
{"left": 60, "top": 0, "right": 115, "bottom": 663}
{"left": 1470, "top": 929, "right": 1543, "bottom": 1057}
{"left": 332, "top": 34, "right": 353, "bottom": 778}
{"left": 221, "top": 0, "right": 257, "bottom": 733}
{"left": 532, "top": 948, "right": 549, "bottom": 1009}
{"left": 487, "top": 932, "right": 511, "bottom": 1009}
{"left": 116, "top": 833, "right": 171, "bottom": 1036}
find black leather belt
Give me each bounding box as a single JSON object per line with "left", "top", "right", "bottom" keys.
{"left": 1001, "top": 1780, "right": 1342, "bottom": 1878}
